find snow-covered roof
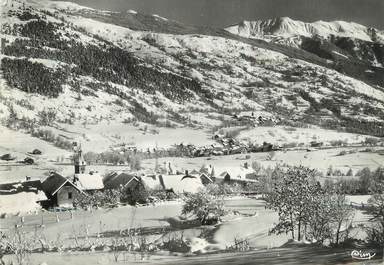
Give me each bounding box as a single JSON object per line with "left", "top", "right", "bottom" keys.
{"left": 160, "top": 174, "right": 204, "bottom": 193}
{"left": 75, "top": 173, "right": 104, "bottom": 190}
{"left": 36, "top": 190, "right": 48, "bottom": 201}
{"left": 42, "top": 172, "right": 83, "bottom": 196}
{"left": 0, "top": 191, "right": 45, "bottom": 215}
{"left": 215, "top": 166, "right": 258, "bottom": 182}
{"left": 103, "top": 172, "right": 139, "bottom": 190}
{"left": 140, "top": 174, "right": 162, "bottom": 190}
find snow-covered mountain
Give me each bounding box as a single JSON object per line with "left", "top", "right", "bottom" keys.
{"left": 226, "top": 17, "right": 384, "bottom": 43}
{"left": 226, "top": 18, "right": 384, "bottom": 68}
{"left": 0, "top": 0, "right": 383, "bottom": 151}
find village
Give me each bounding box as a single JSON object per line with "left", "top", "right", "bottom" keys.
{"left": 0, "top": 137, "right": 383, "bottom": 264}
{"left": 0, "top": 142, "right": 261, "bottom": 212}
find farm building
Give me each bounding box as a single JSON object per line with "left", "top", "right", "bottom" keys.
{"left": 41, "top": 172, "right": 84, "bottom": 208}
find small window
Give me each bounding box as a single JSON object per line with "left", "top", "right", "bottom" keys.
{"left": 68, "top": 192, "right": 73, "bottom": 200}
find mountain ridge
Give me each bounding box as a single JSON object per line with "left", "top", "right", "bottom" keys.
{"left": 225, "top": 17, "right": 384, "bottom": 43}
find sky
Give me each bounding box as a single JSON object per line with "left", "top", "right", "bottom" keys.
{"left": 68, "top": 0, "right": 384, "bottom": 29}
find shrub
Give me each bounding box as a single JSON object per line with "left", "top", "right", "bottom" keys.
{"left": 121, "top": 183, "right": 149, "bottom": 205}
{"left": 205, "top": 183, "right": 241, "bottom": 196}
{"left": 160, "top": 232, "right": 190, "bottom": 253}
{"left": 226, "top": 237, "right": 251, "bottom": 252}
{"left": 329, "top": 140, "right": 347, "bottom": 147}
{"left": 129, "top": 155, "right": 141, "bottom": 171}
{"left": 38, "top": 108, "right": 57, "bottom": 126}
{"left": 266, "top": 151, "right": 276, "bottom": 161}
{"left": 182, "top": 190, "right": 226, "bottom": 225}
{"left": 30, "top": 129, "right": 73, "bottom": 150}
{"left": 337, "top": 150, "right": 347, "bottom": 156}
{"left": 251, "top": 161, "right": 262, "bottom": 174}
{"left": 282, "top": 142, "right": 298, "bottom": 149}
{"left": 74, "top": 190, "right": 121, "bottom": 209}
{"left": 364, "top": 137, "right": 380, "bottom": 146}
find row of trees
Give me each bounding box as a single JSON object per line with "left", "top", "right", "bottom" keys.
{"left": 324, "top": 167, "right": 384, "bottom": 195}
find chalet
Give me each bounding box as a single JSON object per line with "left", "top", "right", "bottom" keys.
{"left": 41, "top": 172, "right": 84, "bottom": 208}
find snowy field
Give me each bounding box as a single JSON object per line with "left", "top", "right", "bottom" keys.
{"left": 1, "top": 196, "right": 373, "bottom": 265}
{"left": 235, "top": 126, "right": 379, "bottom": 147}
{"left": 143, "top": 147, "right": 383, "bottom": 177}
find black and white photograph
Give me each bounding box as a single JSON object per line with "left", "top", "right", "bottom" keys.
{"left": 0, "top": 0, "right": 384, "bottom": 264}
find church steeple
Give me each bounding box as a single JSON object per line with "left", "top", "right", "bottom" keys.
{"left": 73, "top": 143, "right": 86, "bottom": 174}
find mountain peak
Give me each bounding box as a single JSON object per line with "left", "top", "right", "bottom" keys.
{"left": 226, "top": 17, "right": 384, "bottom": 43}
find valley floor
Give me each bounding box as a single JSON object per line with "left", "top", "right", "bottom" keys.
{"left": 1, "top": 144, "right": 382, "bottom": 184}
{"left": 0, "top": 196, "right": 378, "bottom": 265}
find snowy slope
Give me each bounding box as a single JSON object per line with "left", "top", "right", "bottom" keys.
{"left": 0, "top": 0, "right": 384, "bottom": 154}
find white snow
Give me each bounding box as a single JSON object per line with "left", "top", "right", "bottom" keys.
{"left": 152, "top": 14, "right": 168, "bottom": 21}
{"left": 226, "top": 17, "right": 384, "bottom": 44}
{"left": 0, "top": 191, "right": 45, "bottom": 215}
{"left": 332, "top": 51, "right": 349, "bottom": 59}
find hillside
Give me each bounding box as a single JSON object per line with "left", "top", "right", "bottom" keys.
{"left": 0, "top": 0, "right": 384, "bottom": 153}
